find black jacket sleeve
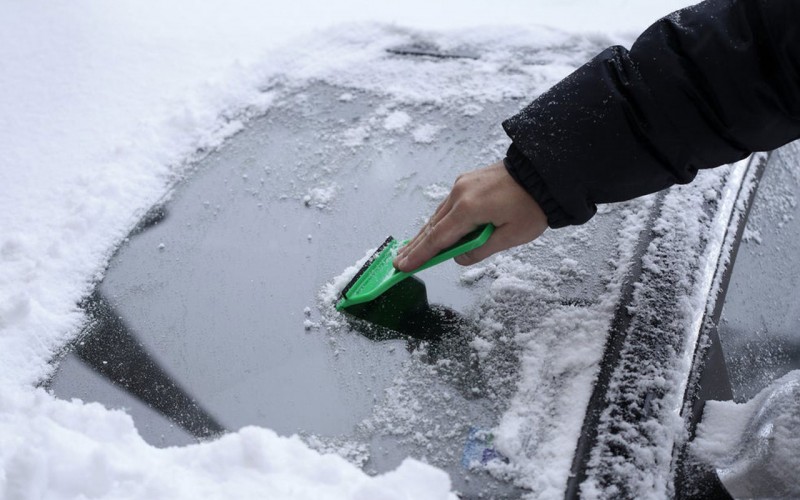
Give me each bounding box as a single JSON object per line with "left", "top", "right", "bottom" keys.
{"left": 503, "top": 0, "right": 800, "bottom": 228}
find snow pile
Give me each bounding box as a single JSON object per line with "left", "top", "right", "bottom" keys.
{"left": 1, "top": 388, "right": 452, "bottom": 500}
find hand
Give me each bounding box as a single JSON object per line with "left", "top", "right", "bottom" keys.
{"left": 394, "top": 160, "right": 548, "bottom": 272}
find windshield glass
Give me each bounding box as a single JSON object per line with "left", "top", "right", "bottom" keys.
{"left": 47, "top": 44, "right": 649, "bottom": 498}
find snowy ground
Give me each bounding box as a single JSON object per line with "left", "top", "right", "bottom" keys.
{"left": 1, "top": 2, "right": 696, "bottom": 499}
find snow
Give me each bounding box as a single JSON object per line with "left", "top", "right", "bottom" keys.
{"left": 304, "top": 184, "right": 340, "bottom": 209}
{"left": 422, "top": 183, "right": 451, "bottom": 202}
{"left": 693, "top": 370, "right": 800, "bottom": 497}
{"left": 577, "top": 156, "right": 772, "bottom": 498}
{"left": 412, "top": 124, "right": 444, "bottom": 144}
{"left": 383, "top": 111, "right": 412, "bottom": 131}
{"left": 0, "top": 1, "right": 701, "bottom": 499}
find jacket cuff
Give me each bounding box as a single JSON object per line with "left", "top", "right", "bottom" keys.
{"left": 503, "top": 143, "right": 574, "bottom": 229}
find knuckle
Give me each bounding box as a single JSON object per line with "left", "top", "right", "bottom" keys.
{"left": 451, "top": 174, "right": 471, "bottom": 194}
{"left": 457, "top": 195, "right": 479, "bottom": 214}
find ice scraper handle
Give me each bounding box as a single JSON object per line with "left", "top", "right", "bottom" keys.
{"left": 336, "top": 224, "right": 494, "bottom": 310}
{"left": 408, "top": 223, "right": 494, "bottom": 274}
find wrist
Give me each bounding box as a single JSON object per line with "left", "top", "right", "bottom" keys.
{"left": 504, "top": 144, "right": 575, "bottom": 229}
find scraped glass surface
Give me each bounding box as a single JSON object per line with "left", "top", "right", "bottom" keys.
{"left": 47, "top": 43, "right": 635, "bottom": 497}
{"left": 718, "top": 141, "right": 800, "bottom": 401}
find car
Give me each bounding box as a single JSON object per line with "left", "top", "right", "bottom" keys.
{"left": 45, "top": 34, "right": 800, "bottom": 499}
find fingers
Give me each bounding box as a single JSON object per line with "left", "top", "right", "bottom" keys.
{"left": 394, "top": 211, "right": 475, "bottom": 272}
{"left": 395, "top": 196, "right": 451, "bottom": 265}
{"left": 394, "top": 159, "right": 549, "bottom": 272}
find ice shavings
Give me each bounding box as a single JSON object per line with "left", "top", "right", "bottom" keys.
{"left": 318, "top": 247, "right": 375, "bottom": 309}
{"left": 412, "top": 124, "right": 444, "bottom": 144}
{"left": 303, "top": 183, "right": 339, "bottom": 209}
{"left": 302, "top": 434, "right": 371, "bottom": 468}
{"left": 459, "top": 265, "right": 489, "bottom": 285}
{"left": 383, "top": 110, "right": 412, "bottom": 131}
{"left": 341, "top": 125, "right": 370, "bottom": 147}
{"left": 480, "top": 196, "right": 654, "bottom": 498}
{"left": 422, "top": 183, "right": 450, "bottom": 202}
{"left": 741, "top": 227, "right": 762, "bottom": 244}
{"left": 350, "top": 338, "right": 522, "bottom": 497}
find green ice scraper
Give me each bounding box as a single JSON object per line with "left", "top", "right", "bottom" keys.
{"left": 336, "top": 224, "right": 494, "bottom": 310}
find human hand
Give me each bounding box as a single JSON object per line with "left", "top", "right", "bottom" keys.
{"left": 393, "top": 160, "right": 548, "bottom": 272}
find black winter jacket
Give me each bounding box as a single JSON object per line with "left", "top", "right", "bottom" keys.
{"left": 503, "top": 0, "right": 800, "bottom": 228}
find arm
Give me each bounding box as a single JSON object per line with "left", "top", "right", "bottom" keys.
{"left": 396, "top": 0, "right": 800, "bottom": 271}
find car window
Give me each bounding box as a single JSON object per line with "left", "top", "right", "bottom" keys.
{"left": 716, "top": 141, "right": 800, "bottom": 400}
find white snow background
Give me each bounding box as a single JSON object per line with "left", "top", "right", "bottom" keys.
{"left": 0, "top": 1, "right": 693, "bottom": 499}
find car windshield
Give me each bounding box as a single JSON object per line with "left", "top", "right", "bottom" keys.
{"left": 47, "top": 42, "right": 640, "bottom": 498}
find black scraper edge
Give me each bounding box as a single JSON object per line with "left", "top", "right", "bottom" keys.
{"left": 339, "top": 236, "right": 395, "bottom": 301}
